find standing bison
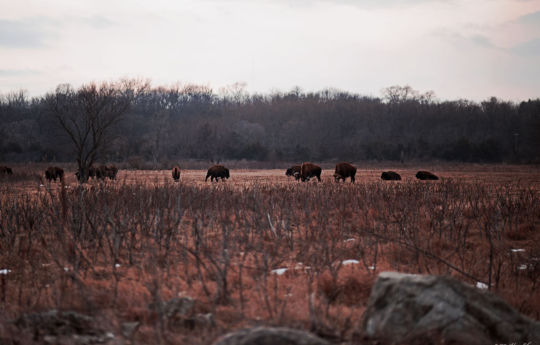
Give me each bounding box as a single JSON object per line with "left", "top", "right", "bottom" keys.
{"left": 334, "top": 162, "right": 356, "bottom": 183}
{"left": 206, "top": 165, "right": 230, "bottom": 182}
{"left": 381, "top": 171, "right": 401, "bottom": 180}
{"left": 285, "top": 165, "right": 301, "bottom": 180}
{"left": 45, "top": 166, "right": 64, "bottom": 182}
{"left": 0, "top": 166, "right": 13, "bottom": 175}
{"left": 105, "top": 165, "right": 118, "bottom": 180}
{"left": 416, "top": 171, "right": 439, "bottom": 180}
{"left": 76, "top": 165, "right": 117, "bottom": 182}
{"left": 172, "top": 165, "right": 181, "bottom": 182}
{"left": 300, "top": 162, "right": 321, "bottom": 182}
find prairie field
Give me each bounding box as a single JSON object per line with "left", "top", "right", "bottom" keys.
{"left": 0, "top": 164, "right": 539, "bottom": 344}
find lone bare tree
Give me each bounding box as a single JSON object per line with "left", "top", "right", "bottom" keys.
{"left": 46, "top": 79, "right": 148, "bottom": 182}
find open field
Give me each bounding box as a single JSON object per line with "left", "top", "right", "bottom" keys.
{"left": 0, "top": 164, "right": 539, "bottom": 344}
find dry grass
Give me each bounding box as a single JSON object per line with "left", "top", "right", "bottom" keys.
{"left": 0, "top": 164, "right": 539, "bottom": 344}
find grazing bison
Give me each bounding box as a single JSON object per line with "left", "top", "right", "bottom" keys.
{"left": 416, "top": 171, "right": 439, "bottom": 180}
{"left": 106, "top": 165, "right": 118, "bottom": 180}
{"left": 206, "top": 165, "right": 230, "bottom": 182}
{"left": 285, "top": 165, "right": 301, "bottom": 180}
{"left": 334, "top": 162, "right": 356, "bottom": 183}
{"left": 76, "top": 166, "right": 98, "bottom": 181}
{"left": 172, "top": 165, "right": 181, "bottom": 182}
{"left": 95, "top": 165, "right": 108, "bottom": 180}
{"left": 0, "top": 166, "right": 13, "bottom": 175}
{"left": 300, "top": 162, "right": 322, "bottom": 182}
{"left": 381, "top": 171, "right": 401, "bottom": 180}
{"left": 45, "top": 166, "right": 64, "bottom": 182}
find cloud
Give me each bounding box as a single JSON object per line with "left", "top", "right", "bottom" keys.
{"left": 511, "top": 37, "right": 540, "bottom": 55}
{"left": 470, "top": 34, "right": 497, "bottom": 48}
{"left": 0, "top": 19, "right": 50, "bottom": 48}
{"left": 0, "top": 69, "right": 41, "bottom": 76}
{"left": 512, "top": 9, "right": 540, "bottom": 27}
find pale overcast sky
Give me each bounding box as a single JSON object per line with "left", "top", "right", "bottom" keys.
{"left": 1, "top": 0, "right": 539, "bottom": 101}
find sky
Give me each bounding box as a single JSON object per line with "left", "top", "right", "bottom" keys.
{"left": 0, "top": 0, "right": 539, "bottom": 101}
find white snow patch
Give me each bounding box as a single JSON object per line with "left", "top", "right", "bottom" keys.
{"left": 476, "top": 282, "right": 488, "bottom": 290}
{"left": 518, "top": 264, "right": 528, "bottom": 270}
{"left": 511, "top": 249, "right": 525, "bottom": 253}
{"left": 344, "top": 238, "right": 355, "bottom": 243}
{"left": 63, "top": 267, "right": 70, "bottom": 272}
{"left": 0, "top": 269, "right": 11, "bottom": 275}
{"left": 368, "top": 266, "right": 375, "bottom": 270}
{"left": 271, "top": 268, "right": 288, "bottom": 275}
{"left": 342, "top": 259, "right": 359, "bottom": 265}
{"left": 39, "top": 184, "right": 45, "bottom": 187}
{"left": 115, "top": 264, "right": 121, "bottom": 268}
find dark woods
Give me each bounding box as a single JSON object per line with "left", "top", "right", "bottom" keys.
{"left": 1, "top": 83, "right": 539, "bottom": 164}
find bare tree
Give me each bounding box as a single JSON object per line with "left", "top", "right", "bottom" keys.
{"left": 46, "top": 80, "right": 148, "bottom": 182}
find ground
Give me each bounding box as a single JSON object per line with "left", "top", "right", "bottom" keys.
{"left": 0, "top": 163, "right": 539, "bottom": 344}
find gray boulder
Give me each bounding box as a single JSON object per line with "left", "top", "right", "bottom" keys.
{"left": 15, "top": 310, "right": 113, "bottom": 344}
{"left": 359, "top": 272, "right": 540, "bottom": 345}
{"left": 212, "top": 326, "right": 330, "bottom": 345}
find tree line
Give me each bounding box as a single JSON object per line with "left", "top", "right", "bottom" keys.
{"left": 1, "top": 81, "right": 539, "bottom": 166}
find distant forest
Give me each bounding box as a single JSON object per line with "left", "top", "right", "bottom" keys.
{"left": 1, "top": 82, "right": 539, "bottom": 165}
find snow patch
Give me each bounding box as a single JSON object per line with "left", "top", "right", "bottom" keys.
{"left": 476, "top": 282, "right": 488, "bottom": 290}
{"left": 342, "top": 259, "right": 359, "bottom": 265}
{"left": 271, "top": 268, "right": 288, "bottom": 275}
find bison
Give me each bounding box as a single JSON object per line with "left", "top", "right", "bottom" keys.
{"left": 416, "top": 171, "right": 439, "bottom": 180}
{"left": 334, "top": 162, "right": 356, "bottom": 183}
{"left": 0, "top": 166, "right": 13, "bottom": 175}
{"left": 95, "top": 165, "right": 108, "bottom": 180}
{"left": 76, "top": 166, "right": 97, "bottom": 182}
{"left": 106, "top": 165, "right": 118, "bottom": 180}
{"left": 45, "top": 166, "right": 64, "bottom": 182}
{"left": 172, "top": 165, "right": 181, "bottom": 182}
{"left": 285, "top": 165, "right": 301, "bottom": 180}
{"left": 206, "top": 165, "right": 230, "bottom": 182}
{"left": 381, "top": 171, "right": 401, "bottom": 180}
{"left": 300, "top": 162, "right": 321, "bottom": 182}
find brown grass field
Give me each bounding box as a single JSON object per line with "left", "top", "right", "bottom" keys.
{"left": 0, "top": 164, "right": 539, "bottom": 344}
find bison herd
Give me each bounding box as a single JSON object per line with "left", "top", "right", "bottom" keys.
{"left": 0, "top": 166, "right": 13, "bottom": 176}
{"left": 2, "top": 163, "right": 439, "bottom": 184}
{"left": 74, "top": 165, "right": 118, "bottom": 182}
{"left": 283, "top": 162, "right": 437, "bottom": 183}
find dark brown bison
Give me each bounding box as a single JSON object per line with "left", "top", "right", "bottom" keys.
{"left": 76, "top": 165, "right": 117, "bottom": 181}
{"left": 334, "top": 162, "right": 356, "bottom": 183}
{"left": 172, "top": 165, "right": 181, "bottom": 182}
{"left": 285, "top": 165, "right": 301, "bottom": 180}
{"left": 0, "top": 166, "right": 13, "bottom": 175}
{"left": 206, "top": 165, "right": 230, "bottom": 182}
{"left": 300, "top": 162, "right": 321, "bottom": 182}
{"left": 381, "top": 171, "right": 401, "bottom": 180}
{"left": 45, "top": 166, "right": 64, "bottom": 182}
{"left": 105, "top": 165, "right": 118, "bottom": 180}
{"left": 416, "top": 171, "right": 439, "bottom": 180}
{"left": 76, "top": 166, "right": 97, "bottom": 181}
{"left": 95, "top": 165, "right": 108, "bottom": 180}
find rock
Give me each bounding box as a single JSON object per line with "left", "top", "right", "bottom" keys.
{"left": 162, "top": 296, "right": 195, "bottom": 319}
{"left": 184, "top": 313, "right": 215, "bottom": 330}
{"left": 15, "top": 310, "right": 111, "bottom": 344}
{"left": 359, "top": 272, "right": 540, "bottom": 345}
{"left": 121, "top": 321, "right": 140, "bottom": 338}
{"left": 212, "top": 326, "right": 330, "bottom": 345}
